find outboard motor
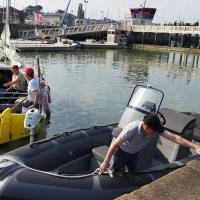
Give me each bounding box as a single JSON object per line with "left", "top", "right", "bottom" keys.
{"left": 118, "top": 85, "right": 164, "bottom": 129}
{"left": 24, "top": 108, "right": 41, "bottom": 144}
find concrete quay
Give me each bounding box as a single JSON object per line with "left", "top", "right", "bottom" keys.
{"left": 115, "top": 158, "right": 200, "bottom": 200}
{"left": 133, "top": 44, "right": 200, "bottom": 54}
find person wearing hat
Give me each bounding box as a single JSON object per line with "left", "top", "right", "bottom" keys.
{"left": 22, "top": 67, "right": 40, "bottom": 110}
{"left": 99, "top": 114, "right": 200, "bottom": 175}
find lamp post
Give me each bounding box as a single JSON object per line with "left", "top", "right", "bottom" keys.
{"left": 101, "top": 10, "right": 104, "bottom": 22}
{"left": 84, "top": 0, "right": 88, "bottom": 19}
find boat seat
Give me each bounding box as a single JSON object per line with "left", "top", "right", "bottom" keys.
{"left": 92, "top": 127, "right": 121, "bottom": 164}
{"left": 193, "top": 128, "right": 200, "bottom": 142}
{"left": 92, "top": 127, "right": 122, "bottom": 163}
{"left": 156, "top": 108, "right": 196, "bottom": 163}
{"left": 92, "top": 145, "right": 109, "bottom": 163}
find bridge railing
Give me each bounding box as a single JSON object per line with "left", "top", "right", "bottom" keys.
{"left": 125, "top": 25, "right": 200, "bottom": 34}
{"left": 64, "top": 23, "right": 119, "bottom": 35}
{"left": 18, "top": 23, "right": 119, "bottom": 39}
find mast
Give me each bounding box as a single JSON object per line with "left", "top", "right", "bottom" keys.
{"left": 5, "top": 0, "right": 11, "bottom": 46}
{"left": 143, "top": 0, "right": 147, "bottom": 8}
{"left": 5, "top": 0, "right": 10, "bottom": 25}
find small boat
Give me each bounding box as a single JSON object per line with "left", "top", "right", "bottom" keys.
{"left": 0, "top": 85, "right": 198, "bottom": 200}
{"left": 80, "top": 29, "right": 127, "bottom": 49}
{"left": 0, "top": 63, "right": 44, "bottom": 145}
{"left": 11, "top": 40, "right": 78, "bottom": 52}
{"left": 0, "top": 1, "right": 47, "bottom": 144}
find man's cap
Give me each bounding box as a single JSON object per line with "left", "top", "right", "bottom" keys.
{"left": 24, "top": 67, "right": 34, "bottom": 76}
{"left": 143, "top": 114, "right": 164, "bottom": 133}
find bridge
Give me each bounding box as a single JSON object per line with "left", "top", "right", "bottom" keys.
{"left": 18, "top": 23, "right": 119, "bottom": 40}
{"left": 18, "top": 24, "right": 200, "bottom": 40}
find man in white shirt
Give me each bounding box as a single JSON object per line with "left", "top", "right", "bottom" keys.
{"left": 99, "top": 114, "right": 200, "bottom": 175}
{"left": 22, "top": 67, "right": 40, "bottom": 110}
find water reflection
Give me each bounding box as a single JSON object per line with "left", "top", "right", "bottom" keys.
{"left": 21, "top": 49, "right": 200, "bottom": 136}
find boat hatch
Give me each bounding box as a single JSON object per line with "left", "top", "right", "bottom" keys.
{"left": 128, "top": 85, "right": 164, "bottom": 114}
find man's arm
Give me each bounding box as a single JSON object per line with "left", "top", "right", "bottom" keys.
{"left": 3, "top": 80, "right": 18, "bottom": 88}
{"left": 99, "top": 138, "right": 123, "bottom": 175}
{"left": 162, "top": 131, "right": 200, "bottom": 154}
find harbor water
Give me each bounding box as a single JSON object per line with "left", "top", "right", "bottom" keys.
{"left": 21, "top": 49, "right": 200, "bottom": 136}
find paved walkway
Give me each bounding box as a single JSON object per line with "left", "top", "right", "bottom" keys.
{"left": 116, "top": 158, "right": 200, "bottom": 200}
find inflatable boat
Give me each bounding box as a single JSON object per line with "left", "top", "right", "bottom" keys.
{"left": 0, "top": 85, "right": 198, "bottom": 200}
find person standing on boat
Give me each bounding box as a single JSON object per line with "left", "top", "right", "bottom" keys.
{"left": 22, "top": 67, "right": 40, "bottom": 110}
{"left": 99, "top": 114, "right": 200, "bottom": 175}
{"left": 3, "top": 65, "right": 27, "bottom": 93}
{"left": 40, "top": 81, "right": 51, "bottom": 124}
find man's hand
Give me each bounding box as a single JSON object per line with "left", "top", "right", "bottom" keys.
{"left": 3, "top": 83, "right": 10, "bottom": 87}
{"left": 6, "top": 87, "right": 11, "bottom": 91}
{"left": 195, "top": 145, "right": 200, "bottom": 155}
{"left": 28, "top": 104, "right": 36, "bottom": 110}
{"left": 98, "top": 160, "right": 109, "bottom": 175}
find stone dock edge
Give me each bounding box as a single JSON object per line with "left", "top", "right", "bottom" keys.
{"left": 132, "top": 44, "right": 200, "bottom": 54}
{"left": 115, "top": 158, "right": 200, "bottom": 200}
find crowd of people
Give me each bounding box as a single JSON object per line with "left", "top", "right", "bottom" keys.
{"left": 3, "top": 65, "right": 51, "bottom": 124}
{"left": 163, "top": 20, "right": 199, "bottom": 26}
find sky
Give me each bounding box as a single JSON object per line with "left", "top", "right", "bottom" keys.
{"left": 7, "top": 0, "right": 200, "bottom": 23}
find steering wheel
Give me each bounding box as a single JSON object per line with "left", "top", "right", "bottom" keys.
{"left": 157, "top": 111, "right": 166, "bottom": 125}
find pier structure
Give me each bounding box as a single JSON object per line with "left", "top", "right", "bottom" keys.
{"left": 18, "top": 23, "right": 119, "bottom": 40}
{"left": 123, "top": 25, "right": 200, "bottom": 49}
{"left": 16, "top": 23, "right": 200, "bottom": 50}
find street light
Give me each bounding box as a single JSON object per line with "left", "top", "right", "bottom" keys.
{"left": 101, "top": 10, "right": 104, "bottom": 21}
{"left": 84, "top": 0, "right": 88, "bottom": 19}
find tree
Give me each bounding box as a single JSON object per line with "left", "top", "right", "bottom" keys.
{"left": 77, "top": 3, "right": 84, "bottom": 19}
{"left": 24, "top": 5, "right": 43, "bottom": 16}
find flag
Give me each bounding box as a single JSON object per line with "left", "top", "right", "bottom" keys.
{"left": 34, "top": 11, "right": 42, "bottom": 25}
{"left": 34, "top": 11, "right": 50, "bottom": 25}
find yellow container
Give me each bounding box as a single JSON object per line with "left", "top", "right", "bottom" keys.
{"left": 0, "top": 108, "right": 42, "bottom": 144}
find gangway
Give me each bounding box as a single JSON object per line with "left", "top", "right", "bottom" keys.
{"left": 18, "top": 23, "right": 119, "bottom": 40}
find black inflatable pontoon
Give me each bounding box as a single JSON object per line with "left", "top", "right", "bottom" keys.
{"left": 0, "top": 85, "right": 198, "bottom": 200}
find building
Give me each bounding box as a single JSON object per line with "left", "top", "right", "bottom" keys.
{"left": 74, "top": 18, "right": 116, "bottom": 26}
{"left": 0, "top": 6, "right": 25, "bottom": 24}
{"left": 43, "top": 13, "right": 76, "bottom": 26}
{"left": 123, "top": 6, "right": 156, "bottom": 27}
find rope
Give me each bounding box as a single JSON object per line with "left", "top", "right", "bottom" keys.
{"left": 1, "top": 156, "right": 99, "bottom": 179}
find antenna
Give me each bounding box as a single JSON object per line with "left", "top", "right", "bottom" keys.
{"left": 143, "top": 0, "right": 147, "bottom": 8}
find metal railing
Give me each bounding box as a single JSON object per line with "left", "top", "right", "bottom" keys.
{"left": 18, "top": 23, "right": 119, "bottom": 40}
{"left": 124, "top": 25, "right": 200, "bottom": 34}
